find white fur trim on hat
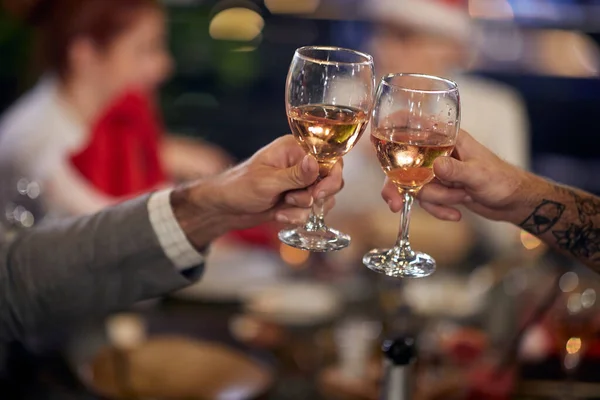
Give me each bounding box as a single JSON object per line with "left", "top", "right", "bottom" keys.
{"left": 362, "top": 0, "right": 472, "bottom": 43}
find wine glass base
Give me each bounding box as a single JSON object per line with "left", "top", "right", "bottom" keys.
{"left": 279, "top": 227, "right": 351, "bottom": 252}
{"left": 362, "top": 248, "right": 436, "bottom": 278}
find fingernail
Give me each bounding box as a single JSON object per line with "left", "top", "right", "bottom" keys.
{"left": 316, "top": 191, "right": 326, "bottom": 200}
{"left": 302, "top": 155, "right": 312, "bottom": 174}
{"left": 276, "top": 214, "right": 289, "bottom": 223}
{"left": 464, "top": 195, "right": 473, "bottom": 203}
{"left": 286, "top": 196, "right": 297, "bottom": 206}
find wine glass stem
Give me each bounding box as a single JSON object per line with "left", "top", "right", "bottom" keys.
{"left": 393, "top": 190, "right": 415, "bottom": 258}
{"left": 304, "top": 197, "right": 326, "bottom": 232}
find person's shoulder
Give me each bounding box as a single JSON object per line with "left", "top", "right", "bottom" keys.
{"left": 0, "top": 79, "right": 71, "bottom": 175}
{"left": 456, "top": 74, "right": 529, "bottom": 132}
{"left": 0, "top": 79, "right": 59, "bottom": 146}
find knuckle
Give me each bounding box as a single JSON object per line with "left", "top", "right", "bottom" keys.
{"left": 441, "top": 158, "right": 454, "bottom": 177}
{"left": 291, "top": 166, "right": 304, "bottom": 184}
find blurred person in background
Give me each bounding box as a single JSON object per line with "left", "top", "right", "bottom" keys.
{"left": 0, "top": 0, "right": 231, "bottom": 219}
{"left": 333, "top": 0, "right": 531, "bottom": 264}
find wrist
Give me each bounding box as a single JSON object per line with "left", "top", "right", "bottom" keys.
{"left": 170, "top": 180, "right": 235, "bottom": 250}
{"left": 503, "top": 170, "right": 553, "bottom": 226}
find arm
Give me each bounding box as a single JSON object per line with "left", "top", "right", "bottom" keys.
{"left": 0, "top": 135, "right": 344, "bottom": 342}
{"left": 0, "top": 195, "right": 201, "bottom": 342}
{"left": 0, "top": 182, "right": 241, "bottom": 342}
{"left": 505, "top": 175, "right": 600, "bottom": 269}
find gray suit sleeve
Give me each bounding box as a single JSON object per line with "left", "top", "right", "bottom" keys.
{"left": 0, "top": 195, "right": 203, "bottom": 342}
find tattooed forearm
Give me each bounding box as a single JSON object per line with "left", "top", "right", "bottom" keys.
{"left": 519, "top": 200, "right": 565, "bottom": 234}
{"left": 520, "top": 183, "right": 600, "bottom": 268}
{"left": 552, "top": 223, "right": 600, "bottom": 261}
{"left": 571, "top": 191, "right": 600, "bottom": 223}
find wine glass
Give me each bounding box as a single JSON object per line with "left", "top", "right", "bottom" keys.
{"left": 363, "top": 73, "right": 460, "bottom": 278}
{"left": 278, "top": 46, "right": 375, "bottom": 252}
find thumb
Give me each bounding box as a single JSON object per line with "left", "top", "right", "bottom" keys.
{"left": 433, "top": 157, "right": 480, "bottom": 188}
{"left": 278, "top": 154, "right": 320, "bottom": 191}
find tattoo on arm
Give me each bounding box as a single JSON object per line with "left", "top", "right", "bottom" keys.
{"left": 521, "top": 185, "right": 600, "bottom": 264}
{"left": 571, "top": 191, "right": 600, "bottom": 223}
{"left": 519, "top": 200, "right": 565, "bottom": 234}
{"left": 552, "top": 223, "right": 600, "bottom": 261}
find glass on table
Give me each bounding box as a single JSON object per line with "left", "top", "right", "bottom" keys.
{"left": 278, "top": 46, "right": 375, "bottom": 252}
{"left": 363, "top": 73, "right": 460, "bottom": 278}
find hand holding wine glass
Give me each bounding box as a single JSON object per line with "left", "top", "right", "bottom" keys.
{"left": 364, "top": 73, "right": 460, "bottom": 278}
{"left": 279, "top": 46, "right": 375, "bottom": 252}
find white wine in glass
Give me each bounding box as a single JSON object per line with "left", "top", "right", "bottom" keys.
{"left": 363, "top": 73, "right": 460, "bottom": 278}
{"left": 279, "top": 46, "right": 375, "bottom": 252}
{"left": 371, "top": 128, "right": 455, "bottom": 193}
{"left": 289, "top": 104, "right": 369, "bottom": 177}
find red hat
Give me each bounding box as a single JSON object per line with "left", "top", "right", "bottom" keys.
{"left": 363, "top": 0, "right": 472, "bottom": 43}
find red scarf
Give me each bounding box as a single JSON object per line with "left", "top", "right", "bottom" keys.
{"left": 70, "top": 90, "right": 167, "bottom": 197}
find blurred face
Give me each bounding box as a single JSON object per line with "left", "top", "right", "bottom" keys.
{"left": 87, "top": 7, "right": 173, "bottom": 100}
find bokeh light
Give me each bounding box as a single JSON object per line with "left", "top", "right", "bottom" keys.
{"left": 209, "top": 7, "right": 264, "bottom": 42}
{"left": 566, "top": 337, "right": 582, "bottom": 355}
{"left": 581, "top": 288, "right": 596, "bottom": 309}
{"left": 559, "top": 272, "right": 579, "bottom": 293}
{"left": 280, "top": 243, "right": 310, "bottom": 267}
{"left": 567, "top": 292, "right": 583, "bottom": 314}
{"left": 520, "top": 230, "right": 542, "bottom": 250}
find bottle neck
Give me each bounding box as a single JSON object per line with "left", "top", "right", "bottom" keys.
{"left": 382, "top": 360, "right": 412, "bottom": 400}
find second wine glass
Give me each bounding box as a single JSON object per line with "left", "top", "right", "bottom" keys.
{"left": 363, "top": 73, "right": 460, "bottom": 278}
{"left": 278, "top": 46, "right": 375, "bottom": 252}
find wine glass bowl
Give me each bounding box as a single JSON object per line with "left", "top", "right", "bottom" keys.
{"left": 363, "top": 73, "right": 460, "bottom": 278}
{"left": 278, "top": 46, "right": 375, "bottom": 252}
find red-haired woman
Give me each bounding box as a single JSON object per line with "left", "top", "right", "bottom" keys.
{"left": 0, "top": 0, "right": 231, "bottom": 217}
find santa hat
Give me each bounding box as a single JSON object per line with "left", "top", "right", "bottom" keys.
{"left": 362, "top": 0, "right": 473, "bottom": 43}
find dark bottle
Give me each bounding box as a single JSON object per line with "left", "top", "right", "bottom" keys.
{"left": 381, "top": 337, "right": 416, "bottom": 400}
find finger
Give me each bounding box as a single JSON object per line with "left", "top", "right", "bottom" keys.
{"left": 433, "top": 176, "right": 465, "bottom": 189}
{"left": 453, "top": 129, "right": 483, "bottom": 161}
{"left": 276, "top": 196, "right": 336, "bottom": 224}
{"left": 275, "top": 208, "right": 312, "bottom": 225}
{"left": 313, "top": 160, "right": 344, "bottom": 199}
{"left": 259, "top": 134, "right": 306, "bottom": 166}
{"left": 418, "top": 183, "right": 469, "bottom": 205}
{"left": 284, "top": 190, "right": 313, "bottom": 208}
{"left": 278, "top": 154, "right": 320, "bottom": 192}
{"left": 419, "top": 201, "right": 463, "bottom": 222}
{"left": 381, "top": 179, "right": 403, "bottom": 213}
{"left": 322, "top": 196, "right": 336, "bottom": 214}
{"left": 433, "top": 156, "right": 483, "bottom": 189}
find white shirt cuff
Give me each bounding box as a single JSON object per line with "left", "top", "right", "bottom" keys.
{"left": 148, "top": 189, "right": 205, "bottom": 271}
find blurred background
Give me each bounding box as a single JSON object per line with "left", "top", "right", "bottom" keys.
{"left": 1, "top": 0, "right": 600, "bottom": 399}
